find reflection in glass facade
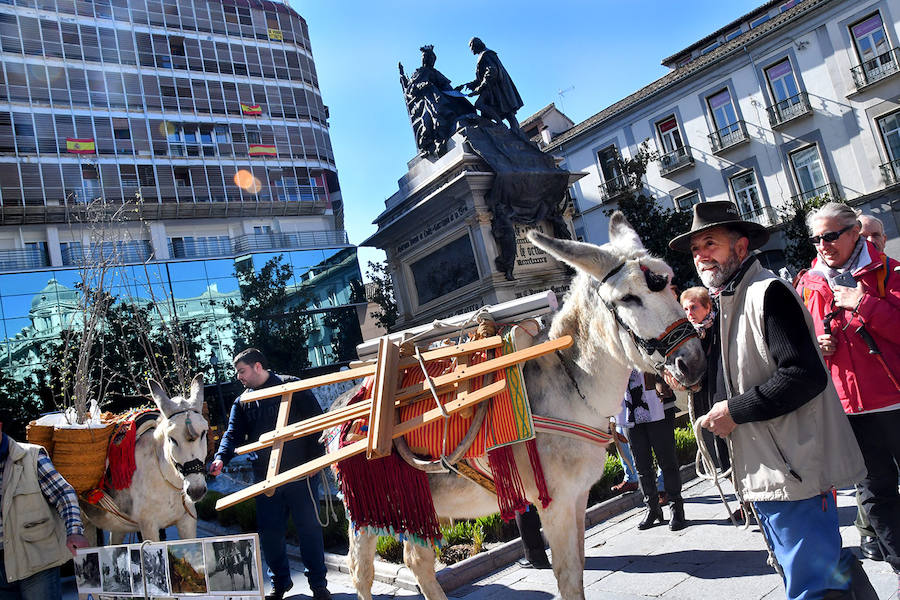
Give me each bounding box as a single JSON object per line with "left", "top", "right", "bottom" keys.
{"left": 0, "top": 0, "right": 360, "bottom": 404}
{"left": 1, "top": 247, "right": 364, "bottom": 382}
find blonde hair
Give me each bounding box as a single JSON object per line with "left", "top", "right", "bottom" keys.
{"left": 680, "top": 286, "right": 711, "bottom": 309}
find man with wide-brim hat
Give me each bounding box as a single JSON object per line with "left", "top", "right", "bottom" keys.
{"left": 668, "top": 200, "right": 768, "bottom": 255}
{"left": 667, "top": 201, "right": 873, "bottom": 600}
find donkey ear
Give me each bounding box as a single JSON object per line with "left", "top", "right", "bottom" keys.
{"left": 608, "top": 212, "right": 645, "bottom": 251}
{"left": 148, "top": 379, "right": 178, "bottom": 417}
{"left": 528, "top": 231, "right": 618, "bottom": 280}
{"left": 188, "top": 374, "right": 205, "bottom": 411}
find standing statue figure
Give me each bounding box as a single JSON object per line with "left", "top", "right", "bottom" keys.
{"left": 458, "top": 37, "right": 524, "bottom": 130}
{"left": 399, "top": 45, "right": 476, "bottom": 157}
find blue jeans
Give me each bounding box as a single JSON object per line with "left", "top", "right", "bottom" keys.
{"left": 0, "top": 559, "right": 61, "bottom": 600}
{"left": 256, "top": 477, "right": 327, "bottom": 591}
{"left": 755, "top": 493, "right": 854, "bottom": 600}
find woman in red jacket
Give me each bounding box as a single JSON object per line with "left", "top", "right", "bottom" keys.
{"left": 796, "top": 203, "right": 900, "bottom": 580}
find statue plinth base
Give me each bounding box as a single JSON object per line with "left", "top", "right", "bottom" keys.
{"left": 364, "top": 131, "right": 578, "bottom": 330}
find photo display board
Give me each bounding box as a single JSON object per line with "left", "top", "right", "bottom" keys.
{"left": 75, "top": 533, "right": 263, "bottom": 600}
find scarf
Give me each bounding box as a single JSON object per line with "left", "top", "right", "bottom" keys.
{"left": 694, "top": 308, "right": 717, "bottom": 339}
{"left": 811, "top": 237, "right": 869, "bottom": 290}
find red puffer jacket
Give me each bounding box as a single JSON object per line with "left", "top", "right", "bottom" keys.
{"left": 796, "top": 242, "right": 900, "bottom": 414}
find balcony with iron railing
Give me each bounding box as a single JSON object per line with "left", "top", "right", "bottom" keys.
{"left": 790, "top": 182, "right": 842, "bottom": 206}
{"left": 766, "top": 92, "right": 812, "bottom": 128}
{"left": 231, "top": 230, "right": 350, "bottom": 254}
{"left": 851, "top": 48, "right": 900, "bottom": 90}
{"left": 741, "top": 206, "right": 779, "bottom": 228}
{"left": 658, "top": 146, "right": 694, "bottom": 176}
{"left": 167, "top": 230, "right": 349, "bottom": 259}
{"left": 0, "top": 249, "right": 50, "bottom": 272}
{"left": 597, "top": 174, "right": 630, "bottom": 203}
{"left": 708, "top": 120, "right": 750, "bottom": 154}
{"left": 880, "top": 158, "right": 900, "bottom": 187}
{"left": 60, "top": 241, "right": 154, "bottom": 266}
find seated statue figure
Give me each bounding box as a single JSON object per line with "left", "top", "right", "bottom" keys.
{"left": 399, "top": 45, "right": 476, "bottom": 157}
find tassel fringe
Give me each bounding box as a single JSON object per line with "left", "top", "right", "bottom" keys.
{"left": 487, "top": 445, "right": 529, "bottom": 521}
{"left": 526, "top": 439, "right": 552, "bottom": 508}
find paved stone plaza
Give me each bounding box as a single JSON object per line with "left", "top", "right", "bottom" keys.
{"left": 292, "top": 476, "right": 897, "bottom": 600}
{"left": 62, "top": 474, "right": 899, "bottom": 599}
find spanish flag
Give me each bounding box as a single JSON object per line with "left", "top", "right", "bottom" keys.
{"left": 249, "top": 144, "right": 277, "bottom": 156}
{"left": 66, "top": 138, "right": 95, "bottom": 154}
{"left": 240, "top": 103, "right": 262, "bottom": 115}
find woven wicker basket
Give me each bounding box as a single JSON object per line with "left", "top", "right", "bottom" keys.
{"left": 25, "top": 421, "right": 55, "bottom": 455}
{"left": 51, "top": 423, "right": 113, "bottom": 493}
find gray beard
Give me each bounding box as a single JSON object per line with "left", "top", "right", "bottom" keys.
{"left": 698, "top": 252, "right": 742, "bottom": 289}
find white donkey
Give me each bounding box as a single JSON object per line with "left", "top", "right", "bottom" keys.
{"left": 345, "top": 213, "right": 707, "bottom": 600}
{"left": 81, "top": 374, "right": 210, "bottom": 543}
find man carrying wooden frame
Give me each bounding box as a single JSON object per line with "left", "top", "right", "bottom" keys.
{"left": 208, "top": 349, "right": 330, "bottom": 600}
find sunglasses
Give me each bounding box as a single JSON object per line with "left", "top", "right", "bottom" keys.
{"left": 809, "top": 225, "right": 853, "bottom": 245}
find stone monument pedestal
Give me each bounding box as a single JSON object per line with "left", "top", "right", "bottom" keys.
{"left": 364, "top": 133, "right": 582, "bottom": 330}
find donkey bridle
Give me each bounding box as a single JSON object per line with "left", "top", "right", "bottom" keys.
{"left": 599, "top": 261, "right": 698, "bottom": 370}
{"left": 166, "top": 408, "right": 206, "bottom": 477}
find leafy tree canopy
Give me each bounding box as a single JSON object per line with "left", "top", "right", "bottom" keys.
{"left": 603, "top": 144, "right": 696, "bottom": 289}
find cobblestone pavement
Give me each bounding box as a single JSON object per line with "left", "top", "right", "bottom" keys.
{"left": 65, "top": 475, "right": 898, "bottom": 599}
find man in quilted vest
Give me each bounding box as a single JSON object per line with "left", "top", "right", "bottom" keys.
{"left": 796, "top": 203, "right": 900, "bottom": 583}
{"left": 668, "top": 202, "right": 871, "bottom": 600}
{"left": 0, "top": 410, "right": 89, "bottom": 599}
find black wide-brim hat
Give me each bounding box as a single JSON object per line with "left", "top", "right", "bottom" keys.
{"left": 669, "top": 201, "right": 770, "bottom": 253}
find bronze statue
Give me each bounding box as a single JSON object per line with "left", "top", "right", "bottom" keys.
{"left": 399, "top": 45, "right": 476, "bottom": 157}
{"left": 458, "top": 37, "right": 524, "bottom": 130}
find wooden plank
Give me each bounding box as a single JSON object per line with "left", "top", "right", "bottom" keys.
{"left": 367, "top": 338, "right": 399, "bottom": 459}
{"left": 215, "top": 379, "right": 508, "bottom": 511}
{"left": 236, "top": 335, "right": 571, "bottom": 453}
{"left": 392, "top": 335, "right": 572, "bottom": 403}
{"left": 239, "top": 336, "right": 504, "bottom": 404}
{"left": 263, "top": 391, "right": 292, "bottom": 497}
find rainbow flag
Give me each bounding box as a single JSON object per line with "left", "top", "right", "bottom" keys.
{"left": 240, "top": 103, "right": 262, "bottom": 115}
{"left": 249, "top": 144, "right": 277, "bottom": 156}
{"left": 66, "top": 138, "right": 95, "bottom": 154}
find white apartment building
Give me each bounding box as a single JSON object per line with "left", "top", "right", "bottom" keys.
{"left": 545, "top": 0, "right": 900, "bottom": 263}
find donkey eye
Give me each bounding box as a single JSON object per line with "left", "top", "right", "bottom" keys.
{"left": 170, "top": 437, "right": 179, "bottom": 447}
{"left": 619, "top": 294, "right": 643, "bottom": 306}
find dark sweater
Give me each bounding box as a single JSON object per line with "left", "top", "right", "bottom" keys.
{"left": 706, "top": 258, "right": 828, "bottom": 424}
{"left": 215, "top": 372, "right": 325, "bottom": 482}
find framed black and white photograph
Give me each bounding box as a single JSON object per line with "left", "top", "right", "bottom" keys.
{"left": 128, "top": 546, "right": 143, "bottom": 593}
{"left": 203, "top": 536, "right": 260, "bottom": 594}
{"left": 167, "top": 541, "right": 208, "bottom": 594}
{"left": 74, "top": 550, "right": 101, "bottom": 592}
{"left": 140, "top": 542, "right": 171, "bottom": 596}
{"left": 99, "top": 547, "right": 131, "bottom": 594}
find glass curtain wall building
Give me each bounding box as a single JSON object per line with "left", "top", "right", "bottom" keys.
{"left": 0, "top": 0, "right": 363, "bottom": 386}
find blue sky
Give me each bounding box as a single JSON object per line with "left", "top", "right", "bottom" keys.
{"left": 293, "top": 0, "right": 765, "bottom": 275}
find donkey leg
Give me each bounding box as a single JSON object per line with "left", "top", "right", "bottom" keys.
{"left": 403, "top": 540, "right": 446, "bottom": 600}
{"left": 347, "top": 526, "right": 376, "bottom": 600}
{"left": 174, "top": 511, "right": 198, "bottom": 540}
{"left": 539, "top": 494, "right": 588, "bottom": 600}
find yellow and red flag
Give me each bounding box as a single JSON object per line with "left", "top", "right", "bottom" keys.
{"left": 249, "top": 144, "right": 277, "bottom": 156}
{"left": 240, "top": 103, "right": 262, "bottom": 115}
{"left": 66, "top": 138, "right": 95, "bottom": 154}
